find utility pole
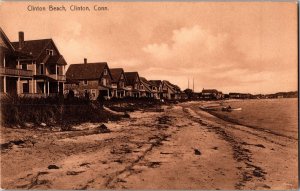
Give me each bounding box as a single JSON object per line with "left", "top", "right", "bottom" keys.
{"left": 193, "top": 77, "right": 194, "bottom": 92}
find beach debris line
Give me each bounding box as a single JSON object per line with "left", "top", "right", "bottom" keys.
{"left": 48, "top": 165, "right": 59, "bottom": 169}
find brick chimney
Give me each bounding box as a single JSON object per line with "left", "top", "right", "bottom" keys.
{"left": 19, "top": 31, "right": 24, "bottom": 49}
{"left": 84, "top": 58, "right": 87, "bottom": 64}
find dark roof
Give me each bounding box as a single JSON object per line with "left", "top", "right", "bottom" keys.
{"left": 163, "top": 80, "right": 181, "bottom": 92}
{"left": 12, "top": 39, "right": 52, "bottom": 59}
{"left": 149, "top": 80, "right": 162, "bottom": 87}
{"left": 110, "top": 68, "right": 124, "bottom": 83}
{"left": 202, "top": 89, "right": 219, "bottom": 94}
{"left": 139, "top": 77, "right": 148, "bottom": 83}
{"left": 140, "top": 77, "right": 152, "bottom": 92}
{"left": 66, "top": 62, "right": 108, "bottom": 80}
{"left": 140, "top": 77, "right": 152, "bottom": 86}
{"left": 0, "top": 28, "right": 32, "bottom": 58}
{"left": 0, "top": 27, "right": 15, "bottom": 52}
{"left": 124, "top": 72, "right": 139, "bottom": 86}
{"left": 45, "top": 55, "right": 67, "bottom": 65}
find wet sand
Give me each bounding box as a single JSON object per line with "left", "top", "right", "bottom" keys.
{"left": 1, "top": 102, "right": 298, "bottom": 190}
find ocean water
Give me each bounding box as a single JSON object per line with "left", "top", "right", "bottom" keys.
{"left": 210, "top": 98, "right": 298, "bottom": 139}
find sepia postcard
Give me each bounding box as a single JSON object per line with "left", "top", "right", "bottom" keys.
{"left": 0, "top": 0, "right": 298, "bottom": 190}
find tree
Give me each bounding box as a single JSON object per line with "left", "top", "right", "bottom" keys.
{"left": 184, "top": 88, "right": 193, "bottom": 99}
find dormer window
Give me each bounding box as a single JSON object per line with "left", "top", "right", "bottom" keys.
{"left": 83, "top": 80, "right": 88, "bottom": 85}
{"left": 103, "top": 69, "right": 108, "bottom": 75}
{"left": 120, "top": 74, "right": 124, "bottom": 79}
{"left": 46, "top": 49, "right": 54, "bottom": 56}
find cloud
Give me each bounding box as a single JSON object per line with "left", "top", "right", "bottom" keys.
{"left": 140, "top": 24, "right": 296, "bottom": 93}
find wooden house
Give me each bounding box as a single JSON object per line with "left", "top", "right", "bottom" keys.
{"left": 139, "top": 77, "right": 154, "bottom": 98}
{"left": 1, "top": 29, "right": 67, "bottom": 97}
{"left": 162, "top": 80, "right": 181, "bottom": 99}
{"left": 65, "top": 59, "right": 113, "bottom": 100}
{"left": 124, "top": 72, "right": 140, "bottom": 98}
{"left": 110, "top": 68, "right": 127, "bottom": 98}
{"left": 148, "top": 80, "right": 163, "bottom": 99}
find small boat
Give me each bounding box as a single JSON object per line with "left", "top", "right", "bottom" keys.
{"left": 222, "top": 106, "right": 242, "bottom": 112}
{"left": 199, "top": 106, "right": 218, "bottom": 111}
{"left": 231, "top": 108, "right": 242, "bottom": 111}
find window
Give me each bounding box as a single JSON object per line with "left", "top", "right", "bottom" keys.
{"left": 40, "top": 63, "right": 44, "bottom": 74}
{"left": 140, "top": 85, "right": 144, "bottom": 90}
{"left": 46, "top": 49, "right": 54, "bottom": 56}
{"left": 102, "top": 78, "right": 107, "bottom": 86}
{"left": 83, "top": 80, "right": 88, "bottom": 85}
{"left": 103, "top": 69, "right": 108, "bottom": 75}
{"left": 22, "top": 83, "right": 29, "bottom": 93}
{"left": 21, "top": 64, "right": 27, "bottom": 70}
{"left": 120, "top": 74, "right": 124, "bottom": 79}
{"left": 57, "top": 66, "right": 60, "bottom": 75}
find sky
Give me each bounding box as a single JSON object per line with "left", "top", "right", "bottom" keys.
{"left": 0, "top": 1, "right": 297, "bottom": 94}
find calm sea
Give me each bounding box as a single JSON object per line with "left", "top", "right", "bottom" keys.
{"left": 210, "top": 98, "right": 298, "bottom": 139}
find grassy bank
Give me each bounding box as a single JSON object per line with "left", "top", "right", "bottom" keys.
{"left": 0, "top": 96, "right": 123, "bottom": 128}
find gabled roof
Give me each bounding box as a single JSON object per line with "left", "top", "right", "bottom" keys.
{"left": 149, "top": 80, "right": 162, "bottom": 87}
{"left": 0, "top": 28, "right": 32, "bottom": 58}
{"left": 45, "top": 55, "right": 67, "bottom": 66}
{"left": 11, "top": 39, "right": 53, "bottom": 59}
{"left": 66, "top": 62, "right": 109, "bottom": 80}
{"left": 163, "top": 80, "right": 181, "bottom": 93}
{"left": 110, "top": 68, "right": 126, "bottom": 83}
{"left": 124, "top": 72, "right": 139, "bottom": 86}
{"left": 140, "top": 77, "right": 152, "bottom": 92}
{"left": 0, "top": 27, "right": 15, "bottom": 52}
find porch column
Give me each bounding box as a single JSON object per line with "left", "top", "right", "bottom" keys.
{"left": 3, "top": 76, "right": 6, "bottom": 93}
{"left": 57, "top": 82, "right": 59, "bottom": 93}
{"left": 17, "top": 60, "right": 20, "bottom": 69}
{"left": 43, "top": 81, "right": 46, "bottom": 95}
{"left": 47, "top": 81, "right": 50, "bottom": 96}
{"left": 32, "top": 79, "right": 35, "bottom": 94}
{"left": 107, "top": 89, "right": 109, "bottom": 99}
{"left": 55, "top": 65, "right": 58, "bottom": 80}
{"left": 17, "top": 77, "right": 20, "bottom": 94}
{"left": 33, "top": 62, "right": 36, "bottom": 93}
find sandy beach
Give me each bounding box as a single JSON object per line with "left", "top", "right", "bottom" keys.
{"left": 0, "top": 102, "right": 298, "bottom": 190}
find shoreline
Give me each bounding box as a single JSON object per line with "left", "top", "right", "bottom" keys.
{"left": 203, "top": 109, "right": 298, "bottom": 141}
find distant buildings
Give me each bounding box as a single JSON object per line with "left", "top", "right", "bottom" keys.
{"left": 228, "top": 92, "right": 252, "bottom": 99}
{"left": 201, "top": 89, "right": 223, "bottom": 100}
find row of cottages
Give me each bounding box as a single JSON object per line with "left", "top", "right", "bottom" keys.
{"left": 0, "top": 29, "right": 66, "bottom": 97}
{"left": 65, "top": 59, "right": 182, "bottom": 100}
{"left": 0, "top": 29, "right": 182, "bottom": 100}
